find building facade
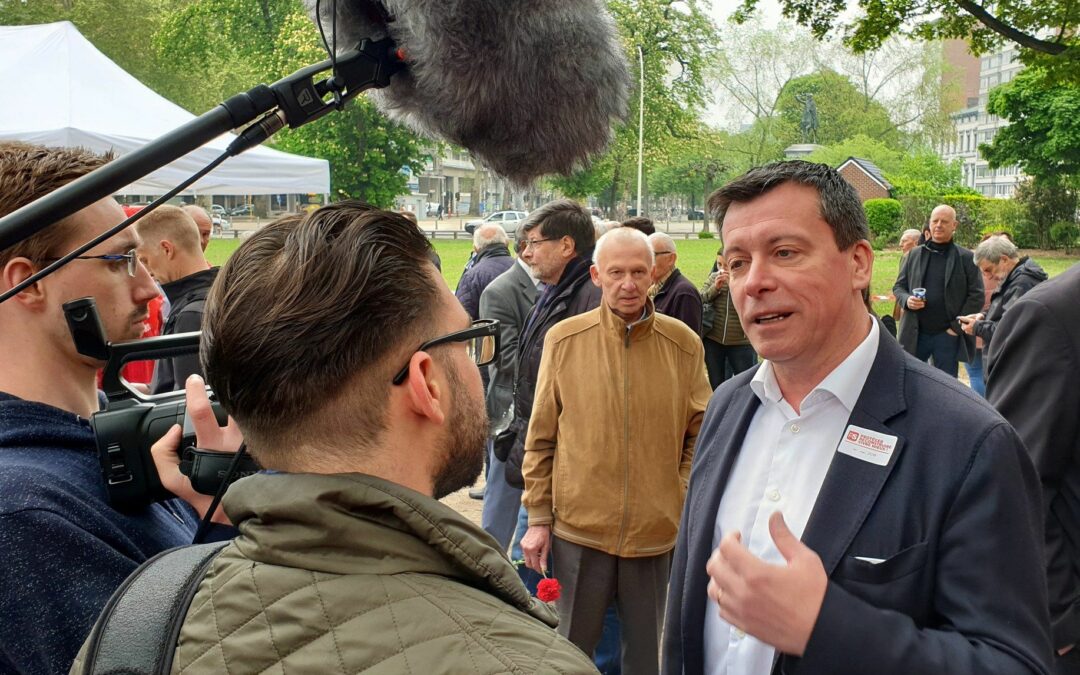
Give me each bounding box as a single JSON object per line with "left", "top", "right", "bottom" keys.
{"left": 939, "top": 43, "right": 1027, "bottom": 198}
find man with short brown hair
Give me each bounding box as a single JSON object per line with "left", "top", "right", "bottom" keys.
{"left": 135, "top": 205, "right": 219, "bottom": 393}
{"left": 0, "top": 142, "right": 216, "bottom": 674}
{"left": 664, "top": 161, "right": 1050, "bottom": 674}
{"left": 130, "top": 202, "right": 598, "bottom": 673}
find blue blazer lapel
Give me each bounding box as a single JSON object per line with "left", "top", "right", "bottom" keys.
{"left": 801, "top": 335, "right": 909, "bottom": 577}
{"left": 681, "top": 382, "right": 761, "bottom": 674}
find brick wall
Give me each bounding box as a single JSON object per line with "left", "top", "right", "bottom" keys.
{"left": 838, "top": 165, "right": 890, "bottom": 202}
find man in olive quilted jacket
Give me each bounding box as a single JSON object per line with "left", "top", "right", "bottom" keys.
{"left": 77, "top": 202, "right": 598, "bottom": 674}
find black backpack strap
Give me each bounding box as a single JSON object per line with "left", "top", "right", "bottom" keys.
{"left": 79, "top": 541, "right": 228, "bottom": 675}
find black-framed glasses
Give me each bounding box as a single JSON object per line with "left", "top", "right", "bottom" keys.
{"left": 41, "top": 248, "right": 138, "bottom": 277}
{"left": 392, "top": 318, "right": 501, "bottom": 385}
{"left": 522, "top": 237, "right": 557, "bottom": 249}
{"left": 654, "top": 250, "right": 675, "bottom": 257}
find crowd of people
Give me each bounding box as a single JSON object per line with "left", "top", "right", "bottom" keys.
{"left": 0, "top": 140, "right": 1078, "bottom": 675}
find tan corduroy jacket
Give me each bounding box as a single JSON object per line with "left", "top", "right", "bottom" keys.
{"left": 522, "top": 300, "right": 711, "bottom": 557}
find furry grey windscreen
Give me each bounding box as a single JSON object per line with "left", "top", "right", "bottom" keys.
{"left": 305, "top": 0, "right": 631, "bottom": 185}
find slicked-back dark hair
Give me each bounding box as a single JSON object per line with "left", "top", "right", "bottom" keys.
{"left": 522, "top": 199, "right": 595, "bottom": 255}
{"left": 621, "top": 216, "right": 655, "bottom": 235}
{"left": 201, "top": 201, "right": 438, "bottom": 464}
{"left": 708, "top": 161, "right": 869, "bottom": 250}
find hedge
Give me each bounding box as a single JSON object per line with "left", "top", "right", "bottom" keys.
{"left": 864, "top": 198, "right": 905, "bottom": 243}
{"left": 896, "top": 195, "right": 1032, "bottom": 248}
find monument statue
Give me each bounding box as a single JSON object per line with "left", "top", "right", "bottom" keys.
{"left": 795, "top": 92, "right": 819, "bottom": 144}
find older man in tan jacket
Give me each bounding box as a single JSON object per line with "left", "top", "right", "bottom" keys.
{"left": 521, "top": 227, "right": 711, "bottom": 674}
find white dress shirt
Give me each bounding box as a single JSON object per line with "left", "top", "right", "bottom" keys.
{"left": 704, "top": 317, "right": 879, "bottom": 675}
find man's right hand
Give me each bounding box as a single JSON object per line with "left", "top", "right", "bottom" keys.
{"left": 521, "top": 524, "right": 552, "bottom": 574}
{"left": 714, "top": 272, "right": 729, "bottom": 290}
{"left": 150, "top": 375, "right": 244, "bottom": 525}
{"left": 906, "top": 296, "right": 926, "bottom": 310}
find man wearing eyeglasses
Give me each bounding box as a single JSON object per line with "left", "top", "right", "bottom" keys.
{"left": 111, "top": 202, "right": 599, "bottom": 673}
{"left": 0, "top": 142, "right": 224, "bottom": 674}
{"left": 504, "top": 199, "right": 601, "bottom": 490}
{"left": 135, "top": 205, "right": 220, "bottom": 394}
{"left": 520, "top": 227, "right": 710, "bottom": 674}
{"left": 648, "top": 232, "right": 703, "bottom": 335}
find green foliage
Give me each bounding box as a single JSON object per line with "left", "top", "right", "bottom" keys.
{"left": 896, "top": 194, "right": 1031, "bottom": 248}
{"left": 728, "top": 0, "right": 1079, "bottom": 86}
{"left": 983, "top": 68, "right": 1080, "bottom": 183}
{"left": 1013, "top": 178, "right": 1079, "bottom": 249}
{"left": 806, "top": 135, "right": 902, "bottom": 174}
{"left": 776, "top": 71, "right": 900, "bottom": 148}
{"left": 1051, "top": 221, "right": 1079, "bottom": 253}
{"left": 152, "top": 0, "right": 429, "bottom": 205}
{"left": 698, "top": 231, "right": 715, "bottom": 239}
{"left": 864, "top": 198, "right": 904, "bottom": 241}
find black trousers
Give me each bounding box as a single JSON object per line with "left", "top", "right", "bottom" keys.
{"left": 703, "top": 338, "right": 757, "bottom": 390}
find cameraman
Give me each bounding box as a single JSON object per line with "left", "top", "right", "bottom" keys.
{"left": 0, "top": 142, "right": 232, "bottom": 675}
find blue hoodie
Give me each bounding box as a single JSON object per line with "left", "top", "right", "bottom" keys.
{"left": 0, "top": 393, "right": 208, "bottom": 674}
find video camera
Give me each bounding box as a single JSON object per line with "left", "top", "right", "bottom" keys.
{"left": 63, "top": 297, "right": 260, "bottom": 511}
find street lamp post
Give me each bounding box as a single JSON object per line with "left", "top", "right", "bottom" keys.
{"left": 636, "top": 45, "right": 645, "bottom": 217}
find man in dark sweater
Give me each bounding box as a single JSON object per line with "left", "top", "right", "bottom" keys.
{"left": 893, "top": 204, "right": 984, "bottom": 377}
{"left": 648, "top": 232, "right": 703, "bottom": 335}
{"left": 135, "top": 205, "right": 219, "bottom": 393}
{"left": 0, "top": 142, "right": 228, "bottom": 674}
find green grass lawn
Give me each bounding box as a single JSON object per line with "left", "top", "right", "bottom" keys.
{"left": 206, "top": 237, "right": 1079, "bottom": 318}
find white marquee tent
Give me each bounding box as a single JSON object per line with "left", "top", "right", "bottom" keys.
{"left": 0, "top": 21, "right": 330, "bottom": 196}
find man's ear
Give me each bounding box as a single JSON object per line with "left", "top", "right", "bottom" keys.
{"left": 1, "top": 257, "right": 47, "bottom": 308}
{"left": 402, "top": 351, "right": 447, "bottom": 425}
{"left": 590, "top": 264, "right": 600, "bottom": 287}
{"left": 161, "top": 240, "right": 175, "bottom": 260}
{"left": 850, "top": 239, "right": 874, "bottom": 291}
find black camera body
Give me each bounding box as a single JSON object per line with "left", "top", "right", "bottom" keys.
{"left": 63, "top": 297, "right": 256, "bottom": 511}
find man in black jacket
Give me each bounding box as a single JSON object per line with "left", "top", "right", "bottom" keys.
{"left": 893, "top": 204, "right": 983, "bottom": 377}
{"left": 959, "top": 235, "right": 1047, "bottom": 349}
{"left": 135, "top": 205, "right": 219, "bottom": 393}
{"left": 987, "top": 263, "right": 1080, "bottom": 673}
{"left": 504, "top": 199, "right": 600, "bottom": 489}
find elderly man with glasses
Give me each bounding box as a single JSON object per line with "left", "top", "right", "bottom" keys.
{"left": 648, "top": 231, "right": 703, "bottom": 335}
{"left": 503, "top": 199, "right": 601, "bottom": 490}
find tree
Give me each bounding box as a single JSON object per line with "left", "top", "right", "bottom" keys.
{"left": 155, "top": 0, "right": 430, "bottom": 207}
{"left": 730, "top": 0, "right": 1079, "bottom": 82}
{"left": 708, "top": 18, "right": 816, "bottom": 166}
{"left": 776, "top": 70, "right": 901, "bottom": 148}
{"left": 982, "top": 68, "right": 1080, "bottom": 183}
{"left": 1013, "top": 178, "right": 1078, "bottom": 249}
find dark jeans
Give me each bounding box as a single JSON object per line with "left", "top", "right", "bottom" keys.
{"left": 916, "top": 330, "right": 960, "bottom": 378}
{"left": 964, "top": 350, "right": 985, "bottom": 397}
{"left": 703, "top": 339, "right": 757, "bottom": 389}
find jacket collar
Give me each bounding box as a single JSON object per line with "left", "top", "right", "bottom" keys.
{"left": 224, "top": 472, "right": 558, "bottom": 625}
{"left": 598, "top": 296, "right": 655, "bottom": 343}
{"left": 161, "top": 267, "right": 218, "bottom": 304}
{"left": 472, "top": 243, "right": 511, "bottom": 265}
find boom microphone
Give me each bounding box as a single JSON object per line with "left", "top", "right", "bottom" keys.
{"left": 306, "top": 0, "right": 631, "bottom": 185}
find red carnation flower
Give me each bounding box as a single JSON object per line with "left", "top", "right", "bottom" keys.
{"left": 536, "top": 577, "right": 562, "bottom": 603}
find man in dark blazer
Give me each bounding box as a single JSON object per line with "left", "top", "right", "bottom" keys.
{"left": 987, "top": 263, "right": 1080, "bottom": 673}
{"left": 478, "top": 232, "right": 539, "bottom": 550}
{"left": 893, "top": 204, "right": 983, "bottom": 377}
{"left": 663, "top": 161, "right": 1051, "bottom": 675}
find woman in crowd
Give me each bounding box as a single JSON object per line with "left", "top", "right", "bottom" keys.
{"left": 699, "top": 248, "right": 756, "bottom": 389}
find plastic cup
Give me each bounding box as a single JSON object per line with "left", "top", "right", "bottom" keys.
{"left": 912, "top": 287, "right": 926, "bottom": 300}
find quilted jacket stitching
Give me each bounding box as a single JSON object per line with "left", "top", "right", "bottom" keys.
{"left": 250, "top": 564, "right": 285, "bottom": 665}
{"left": 311, "top": 570, "right": 349, "bottom": 674}
{"left": 378, "top": 575, "right": 415, "bottom": 674}
{"left": 398, "top": 575, "right": 557, "bottom": 674}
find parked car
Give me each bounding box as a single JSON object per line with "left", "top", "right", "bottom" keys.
{"left": 209, "top": 204, "right": 228, "bottom": 217}
{"left": 463, "top": 210, "right": 528, "bottom": 235}
{"left": 687, "top": 209, "right": 706, "bottom": 221}
{"left": 229, "top": 204, "right": 254, "bottom": 217}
